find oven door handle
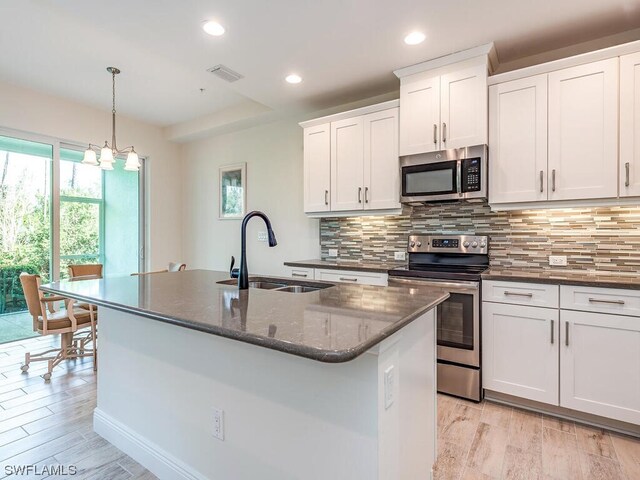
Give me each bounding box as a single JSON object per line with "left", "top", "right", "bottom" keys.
{"left": 388, "top": 277, "right": 479, "bottom": 292}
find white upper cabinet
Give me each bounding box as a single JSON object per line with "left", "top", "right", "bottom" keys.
{"left": 331, "top": 117, "right": 365, "bottom": 212}
{"left": 620, "top": 51, "right": 640, "bottom": 197}
{"left": 441, "top": 64, "right": 488, "bottom": 149}
{"left": 301, "top": 101, "right": 400, "bottom": 216}
{"left": 547, "top": 58, "right": 619, "bottom": 200}
{"left": 303, "top": 123, "right": 331, "bottom": 213}
{"left": 364, "top": 108, "right": 400, "bottom": 210}
{"left": 399, "top": 75, "right": 440, "bottom": 156}
{"left": 489, "top": 75, "right": 548, "bottom": 203}
{"left": 397, "top": 57, "right": 490, "bottom": 156}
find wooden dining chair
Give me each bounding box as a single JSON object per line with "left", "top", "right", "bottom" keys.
{"left": 67, "top": 263, "right": 103, "bottom": 279}
{"left": 19, "top": 273, "right": 97, "bottom": 380}
{"left": 131, "top": 262, "right": 186, "bottom": 276}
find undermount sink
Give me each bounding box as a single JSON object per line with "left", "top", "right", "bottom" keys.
{"left": 217, "top": 276, "right": 331, "bottom": 293}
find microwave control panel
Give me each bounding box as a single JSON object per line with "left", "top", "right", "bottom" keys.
{"left": 462, "top": 158, "right": 481, "bottom": 192}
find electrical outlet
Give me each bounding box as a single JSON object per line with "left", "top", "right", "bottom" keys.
{"left": 328, "top": 249, "right": 338, "bottom": 257}
{"left": 394, "top": 251, "right": 406, "bottom": 261}
{"left": 549, "top": 255, "right": 567, "bottom": 267}
{"left": 384, "top": 365, "right": 395, "bottom": 409}
{"left": 212, "top": 408, "right": 224, "bottom": 440}
{"left": 257, "top": 231, "right": 267, "bottom": 242}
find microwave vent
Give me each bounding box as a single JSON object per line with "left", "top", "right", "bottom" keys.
{"left": 207, "top": 64, "right": 244, "bottom": 83}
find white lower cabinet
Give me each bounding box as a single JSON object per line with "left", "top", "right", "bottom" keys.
{"left": 483, "top": 302, "right": 559, "bottom": 405}
{"left": 483, "top": 280, "right": 640, "bottom": 425}
{"left": 560, "top": 309, "right": 640, "bottom": 425}
{"left": 285, "top": 267, "right": 315, "bottom": 280}
{"left": 314, "top": 269, "right": 388, "bottom": 286}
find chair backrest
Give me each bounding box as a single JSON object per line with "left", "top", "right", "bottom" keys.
{"left": 68, "top": 264, "right": 103, "bottom": 279}
{"left": 168, "top": 262, "right": 186, "bottom": 272}
{"left": 19, "top": 273, "right": 43, "bottom": 319}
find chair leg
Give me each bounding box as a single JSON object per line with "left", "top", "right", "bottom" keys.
{"left": 21, "top": 352, "right": 31, "bottom": 372}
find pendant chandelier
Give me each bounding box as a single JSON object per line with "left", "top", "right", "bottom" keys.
{"left": 82, "top": 67, "right": 140, "bottom": 172}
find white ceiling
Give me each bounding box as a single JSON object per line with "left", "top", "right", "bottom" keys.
{"left": 1, "top": 0, "right": 639, "bottom": 131}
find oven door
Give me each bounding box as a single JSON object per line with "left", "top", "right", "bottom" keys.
{"left": 400, "top": 159, "right": 460, "bottom": 203}
{"left": 388, "top": 277, "right": 480, "bottom": 367}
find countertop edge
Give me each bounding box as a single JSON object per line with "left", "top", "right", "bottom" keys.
{"left": 40, "top": 285, "right": 449, "bottom": 364}
{"left": 284, "top": 260, "right": 400, "bottom": 274}
{"left": 481, "top": 271, "right": 640, "bottom": 290}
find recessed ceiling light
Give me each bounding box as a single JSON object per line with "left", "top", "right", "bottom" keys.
{"left": 285, "top": 74, "right": 302, "bottom": 84}
{"left": 404, "top": 31, "right": 426, "bottom": 45}
{"left": 202, "top": 21, "right": 225, "bottom": 36}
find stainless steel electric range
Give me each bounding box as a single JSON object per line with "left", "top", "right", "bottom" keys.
{"left": 388, "top": 234, "right": 489, "bottom": 402}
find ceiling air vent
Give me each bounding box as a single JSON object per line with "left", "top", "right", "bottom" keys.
{"left": 207, "top": 64, "right": 244, "bottom": 83}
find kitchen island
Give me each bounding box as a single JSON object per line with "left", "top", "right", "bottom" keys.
{"left": 41, "top": 269, "right": 448, "bottom": 480}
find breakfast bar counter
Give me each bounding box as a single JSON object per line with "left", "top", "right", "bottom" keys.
{"left": 41, "top": 269, "right": 447, "bottom": 480}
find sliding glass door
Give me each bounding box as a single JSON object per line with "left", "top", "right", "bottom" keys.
{"left": 0, "top": 131, "right": 144, "bottom": 343}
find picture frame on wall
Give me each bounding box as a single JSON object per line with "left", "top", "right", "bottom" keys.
{"left": 219, "top": 163, "right": 246, "bottom": 219}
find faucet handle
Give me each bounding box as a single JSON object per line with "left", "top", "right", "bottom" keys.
{"left": 230, "top": 256, "right": 239, "bottom": 279}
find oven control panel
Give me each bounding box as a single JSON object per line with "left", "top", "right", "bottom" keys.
{"left": 407, "top": 235, "right": 488, "bottom": 254}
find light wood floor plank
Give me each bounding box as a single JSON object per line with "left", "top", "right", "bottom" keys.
{"left": 611, "top": 432, "right": 640, "bottom": 479}
{"left": 576, "top": 424, "right": 619, "bottom": 461}
{"left": 542, "top": 426, "right": 583, "bottom": 480}
{"left": 466, "top": 422, "right": 509, "bottom": 478}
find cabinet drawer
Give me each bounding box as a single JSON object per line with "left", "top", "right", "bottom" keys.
{"left": 315, "top": 269, "right": 388, "bottom": 286}
{"left": 561, "top": 285, "right": 640, "bottom": 317}
{"left": 483, "top": 280, "right": 559, "bottom": 308}
{"left": 285, "top": 267, "right": 315, "bottom": 280}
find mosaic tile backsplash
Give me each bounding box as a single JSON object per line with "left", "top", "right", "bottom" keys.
{"left": 319, "top": 202, "right": 640, "bottom": 275}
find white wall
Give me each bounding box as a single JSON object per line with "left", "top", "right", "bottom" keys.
{"left": 181, "top": 119, "right": 319, "bottom": 276}
{"left": 0, "top": 80, "right": 182, "bottom": 270}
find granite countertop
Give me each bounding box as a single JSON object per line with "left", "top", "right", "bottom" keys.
{"left": 285, "top": 258, "right": 405, "bottom": 274}
{"left": 40, "top": 269, "right": 448, "bottom": 363}
{"left": 483, "top": 268, "right": 640, "bottom": 290}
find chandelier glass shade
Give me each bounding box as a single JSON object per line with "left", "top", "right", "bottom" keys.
{"left": 82, "top": 67, "right": 140, "bottom": 172}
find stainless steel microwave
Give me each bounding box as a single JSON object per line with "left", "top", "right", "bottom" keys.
{"left": 400, "top": 144, "right": 487, "bottom": 204}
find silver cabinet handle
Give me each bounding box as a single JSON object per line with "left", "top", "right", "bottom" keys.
{"left": 626, "top": 162, "right": 631, "bottom": 187}
{"left": 339, "top": 277, "right": 358, "bottom": 282}
{"left": 588, "top": 297, "right": 625, "bottom": 305}
{"left": 550, "top": 319, "right": 554, "bottom": 344}
{"left": 540, "top": 170, "right": 544, "bottom": 193}
{"left": 442, "top": 123, "right": 447, "bottom": 143}
{"left": 433, "top": 124, "right": 438, "bottom": 145}
{"left": 565, "top": 321, "right": 569, "bottom": 346}
{"left": 504, "top": 291, "right": 533, "bottom": 298}
{"left": 364, "top": 187, "right": 369, "bottom": 203}
{"left": 358, "top": 187, "right": 362, "bottom": 203}
{"left": 324, "top": 190, "right": 329, "bottom": 205}
{"left": 292, "top": 273, "right": 308, "bottom": 278}
{"left": 552, "top": 169, "right": 556, "bottom": 192}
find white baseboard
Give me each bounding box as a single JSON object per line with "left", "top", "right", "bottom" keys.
{"left": 93, "top": 408, "right": 206, "bottom": 480}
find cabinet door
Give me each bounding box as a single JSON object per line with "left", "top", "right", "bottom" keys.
{"left": 620, "top": 51, "right": 640, "bottom": 197}
{"left": 331, "top": 117, "right": 364, "bottom": 211}
{"left": 489, "top": 75, "right": 548, "bottom": 203}
{"left": 561, "top": 310, "right": 640, "bottom": 425}
{"left": 483, "top": 302, "right": 559, "bottom": 405}
{"left": 363, "top": 108, "right": 400, "bottom": 210}
{"left": 548, "top": 58, "right": 619, "bottom": 200}
{"left": 399, "top": 75, "right": 440, "bottom": 155}
{"left": 441, "top": 64, "right": 488, "bottom": 149}
{"left": 303, "top": 124, "right": 331, "bottom": 212}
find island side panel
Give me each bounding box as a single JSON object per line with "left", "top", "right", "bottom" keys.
{"left": 373, "top": 308, "right": 437, "bottom": 479}
{"left": 95, "top": 306, "right": 384, "bottom": 480}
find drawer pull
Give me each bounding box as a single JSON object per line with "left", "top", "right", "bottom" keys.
{"left": 550, "top": 319, "right": 554, "bottom": 344}
{"left": 340, "top": 277, "right": 358, "bottom": 282}
{"left": 292, "top": 273, "right": 308, "bottom": 278}
{"left": 503, "top": 291, "right": 533, "bottom": 298}
{"left": 588, "top": 297, "right": 625, "bottom": 305}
